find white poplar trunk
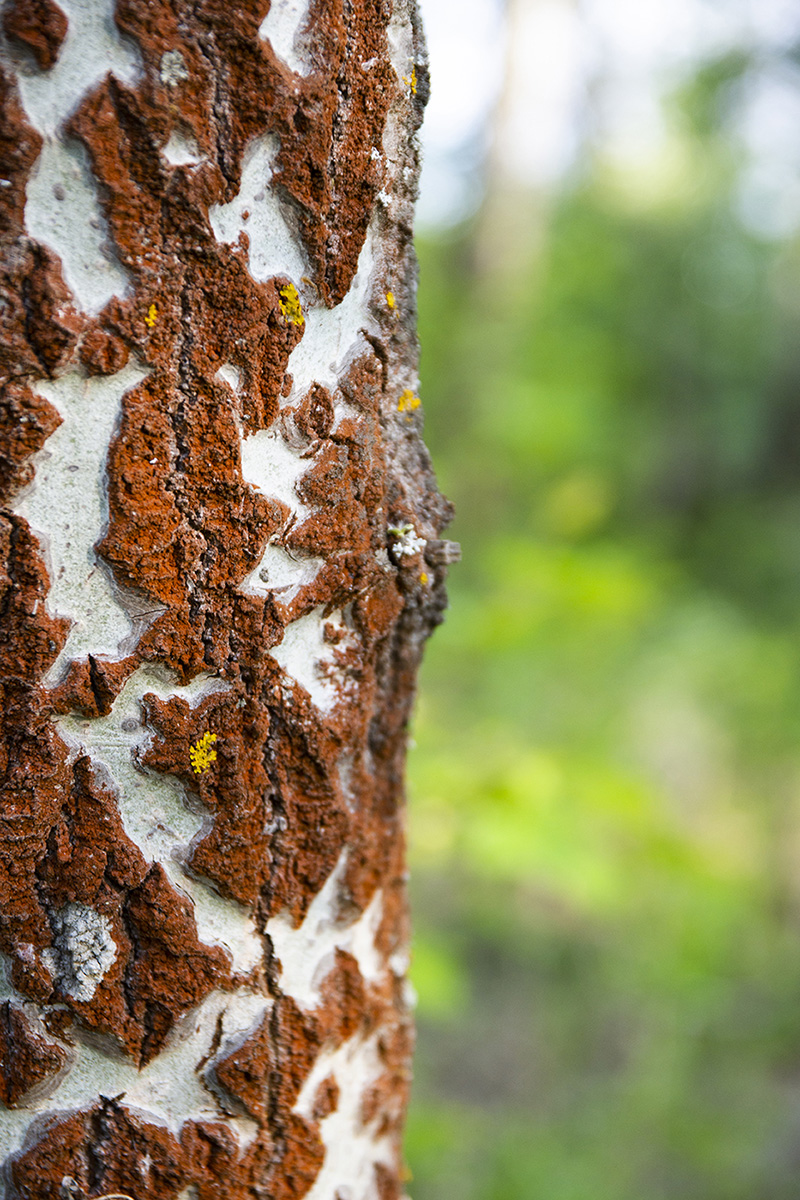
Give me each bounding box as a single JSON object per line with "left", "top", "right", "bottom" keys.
{"left": 0, "top": 0, "right": 450, "bottom": 1195}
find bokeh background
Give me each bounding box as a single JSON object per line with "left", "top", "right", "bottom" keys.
{"left": 404, "top": 1, "right": 800, "bottom": 1197}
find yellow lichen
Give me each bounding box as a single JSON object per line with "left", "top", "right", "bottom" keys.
{"left": 398, "top": 389, "right": 421, "bottom": 414}
{"left": 386, "top": 290, "right": 395, "bottom": 310}
{"left": 145, "top": 303, "right": 157, "bottom": 329}
{"left": 190, "top": 731, "right": 218, "bottom": 775}
{"left": 278, "top": 283, "right": 305, "bottom": 326}
{"left": 403, "top": 67, "right": 417, "bottom": 94}
{"left": 420, "top": 571, "right": 429, "bottom": 585}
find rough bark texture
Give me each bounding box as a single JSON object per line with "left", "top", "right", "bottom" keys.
{"left": 0, "top": 0, "right": 451, "bottom": 1195}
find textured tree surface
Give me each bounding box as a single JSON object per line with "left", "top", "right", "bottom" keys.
{"left": 0, "top": 0, "right": 451, "bottom": 1195}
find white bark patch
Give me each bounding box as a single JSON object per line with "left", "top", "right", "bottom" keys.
{"left": 240, "top": 543, "right": 324, "bottom": 605}
{"left": 266, "top": 851, "right": 383, "bottom": 1010}
{"left": 294, "top": 1031, "right": 394, "bottom": 1200}
{"left": 268, "top": 606, "right": 355, "bottom": 714}
{"left": 162, "top": 129, "right": 204, "bottom": 167}
{"left": 215, "top": 363, "right": 241, "bottom": 395}
{"left": 240, "top": 425, "right": 311, "bottom": 517}
{"left": 13, "top": 361, "right": 150, "bottom": 677}
{"left": 208, "top": 135, "right": 308, "bottom": 286}
{"left": 24, "top": 139, "right": 129, "bottom": 315}
{"left": 285, "top": 225, "right": 376, "bottom": 398}
{"left": 258, "top": 0, "right": 312, "bottom": 77}
{"left": 0, "top": 988, "right": 267, "bottom": 1176}
{"left": 55, "top": 666, "right": 264, "bottom": 976}
{"left": 42, "top": 903, "right": 117, "bottom": 1003}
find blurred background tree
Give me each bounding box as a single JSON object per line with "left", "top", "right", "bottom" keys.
{"left": 405, "top": 1, "right": 800, "bottom": 1196}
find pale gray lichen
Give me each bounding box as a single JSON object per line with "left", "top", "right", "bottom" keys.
{"left": 43, "top": 903, "right": 117, "bottom": 1002}
{"left": 160, "top": 49, "right": 189, "bottom": 87}
{"left": 388, "top": 523, "right": 426, "bottom": 558}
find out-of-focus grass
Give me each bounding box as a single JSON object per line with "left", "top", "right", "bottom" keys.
{"left": 405, "top": 54, "right": 800, "bottom": 1195}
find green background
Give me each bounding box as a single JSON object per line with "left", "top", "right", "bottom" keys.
{"left": 405, "top": 49, "right": 800, "bottom": 1199}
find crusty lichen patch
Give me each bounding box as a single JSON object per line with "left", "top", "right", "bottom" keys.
{"left": 44, "top": 903, "right": 117, "bottom": 1003}
{"left": 397, "top": 387, "right": 420, "bottom": 414}
{"left": 189, "top": 730, "right": 218, "bottom": 774}
{"left": 278, "top": 282, "right": 305, "bottom": 326}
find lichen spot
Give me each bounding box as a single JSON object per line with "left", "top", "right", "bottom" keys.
{"left": 145, "top": 303, "right": 157, "bottom": 329}
{"left": 398, "top": 389, "right": 420, "bottom": 414}
{"left": 44, "top": 904, "right": 118, "bottom": 1003}
{"left": 279, "top": 283, "right": 304, "bottom": 326}
{"left": 389, "top": 523, "right": 426, "bottom": 558}
{"left": 386, "top": 290, "right": 395, "bottom": 310}
{"left": 420, "top": 571, "right": 429, "bottom": 585}
{"left": 190, "top": 731, "right": 218, "bottom": 775}
{"left": 161, "top": 48, "right": 189, "bottom": 86}
{"left": 403, "top": 67, "right": 417, "bottom": 94}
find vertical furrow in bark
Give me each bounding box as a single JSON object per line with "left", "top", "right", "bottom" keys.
{"left": 0, "top": 0, "right": 451, "bottom": 1195}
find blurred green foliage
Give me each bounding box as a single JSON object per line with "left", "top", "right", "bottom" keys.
{"left": 405, "top": 48, "right": 800, "bottom": 1200}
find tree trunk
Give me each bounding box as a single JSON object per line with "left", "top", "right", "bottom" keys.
{"left": 0, "top": 0, "right": 451, "bottom": 1195}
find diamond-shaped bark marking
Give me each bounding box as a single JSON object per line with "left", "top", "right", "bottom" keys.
{"left": 208, "top": 1010, "right": 271, "bottom": 1120}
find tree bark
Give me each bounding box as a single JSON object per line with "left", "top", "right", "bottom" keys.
{"left": 0, "top": 0, "right": 450, "bottom": 1195}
